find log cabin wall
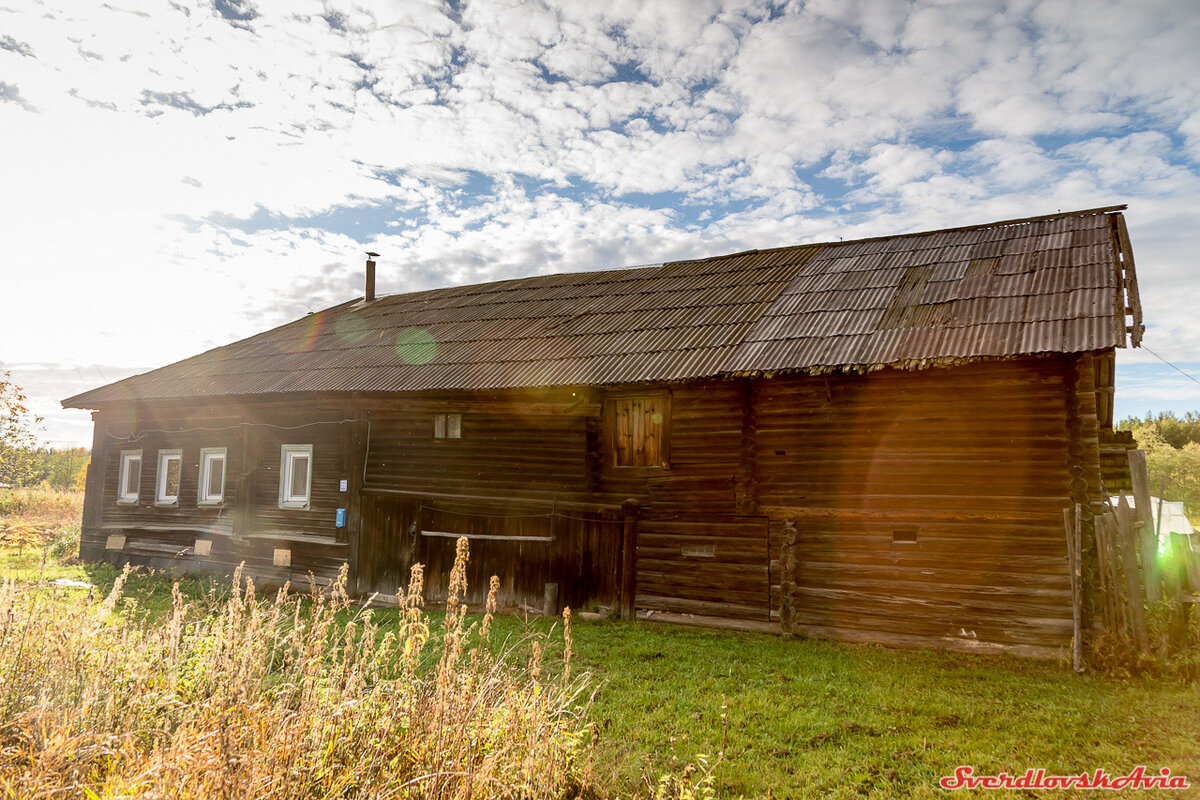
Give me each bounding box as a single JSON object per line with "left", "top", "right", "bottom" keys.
{"left": 355, "top": 389, "right": 621, "bottom": 611}
{"left": 356, "top": 494, "right": 623, "bottom": 611}
{"left": 1066, "top": 352, "right": 1108, "bottom": 629}
{"left": 76, "top": 353, "right": 1106, "bottom": 657}
{"left": 757, "top": 356, "right": 1080, "bottom": 657}
{"left": 360, "top": 390, "right": 592, "bottom": 501}
{"left": 80, "top": 399, "right": 362, "bottom": 591}
{"left": 594, "top": 381, "right": 775, "bottom": 623}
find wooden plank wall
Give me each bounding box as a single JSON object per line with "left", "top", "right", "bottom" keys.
{"left": 77, "top": 355, "right": 1096, "bottom": 656}
{"left": 757, "top": 357, "right": 1077, "bottom": 657}
{"left": 636, "top": 516, "right": 769, "bottom": 620}
{"left": 97, "top": 425, "right": 240, "bottom": 531}
{"left": 248, "top": 423, "right": 345, "bottom": 538}
{"left": 80, "top": 400, "right": 359, "bottom": 589}
{"left": 361, "top": 392, "right": 591, "bottom": 501}
{"left": 357, "top": 495, "right": 623, "bottom": 612}
{"left": 601, "top": 381, "right": 743, "bottom": 515}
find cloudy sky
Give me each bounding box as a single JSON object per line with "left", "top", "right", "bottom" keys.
{"left": 2, "top": 0, "right": 1199, "bottom": 447}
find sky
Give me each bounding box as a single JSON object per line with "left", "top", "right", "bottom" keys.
{"left": 2, "top": 0, "right": 1199, "bottom": 448}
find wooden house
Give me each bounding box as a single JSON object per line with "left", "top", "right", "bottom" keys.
{"left": 64, "top": 205, "right": 1144, "bottom": 657}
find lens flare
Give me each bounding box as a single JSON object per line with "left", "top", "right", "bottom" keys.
{"left": 335, "top": 314, "right": 369, "bottom": 344}
{"left": 395, "top": 328, "right": 437, "bottom": 365}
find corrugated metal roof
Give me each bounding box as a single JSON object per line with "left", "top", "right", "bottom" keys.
{"left": 63, "top": 206, "right": 1141, "bottom": 407}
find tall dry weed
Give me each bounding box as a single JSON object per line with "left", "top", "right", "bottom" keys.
{"left": 0, "top": 539, "right": 593, "bottom": 798}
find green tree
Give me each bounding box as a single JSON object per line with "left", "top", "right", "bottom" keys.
{"left": 0, "top": 370, "right": 43, "bottom": 487}
{"left": 1129, "top": 423, "right": 1200, "bottom": 524}
{"left": 1118, "top": 411, "right": 1200, "bottom": 449}
{"left": 71, "top": 457, "right": 90, "bottom": 491}
{"left": 33, "top": 447, "right": 90, "bottom": 491}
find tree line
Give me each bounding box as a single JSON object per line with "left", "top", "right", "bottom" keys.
{"left": 1119, "top": 411, "right": 1200, "bottom": 522}
{"left": 1, "top": 370, "right": 89, "bottom": 490}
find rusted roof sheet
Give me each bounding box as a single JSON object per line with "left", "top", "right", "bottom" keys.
{"left": 63, "top": 206, "right": 1141, "bottom": 407}
{"left": 727, "top": 207, "right": 1134, "bottom": 374}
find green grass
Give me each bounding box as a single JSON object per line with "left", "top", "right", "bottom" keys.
{"left": 570, "top": 622, "right": 1200, "bottom": 797}
{"left": 3, "top": 529, "right": 1199, "bottom": 797}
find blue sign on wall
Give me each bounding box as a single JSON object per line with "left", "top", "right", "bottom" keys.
{"left": 335, "top": 508, "right": 347, "bottom": 528}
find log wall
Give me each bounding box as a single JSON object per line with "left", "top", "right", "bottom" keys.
{"left": 76, "top": 354, "right": 1104, "bottom": 656}
{"left": 81, "top": 400, "right": 360, "bottom": 590}
{"left": 758, "top": 358, "right": 1080, "bottom": 657}
{"left": 357, "top": 494, "right": 623, "bottom": 611}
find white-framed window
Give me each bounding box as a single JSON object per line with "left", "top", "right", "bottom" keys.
{"left": 198, "top": 447, "right": 227, "bottom": 506}
{"left": 117, "top": 449, "right": 142, "bottom": 504}
{"left": 155, "top": 449, "right": 182, "bottom": 506}
{"left": 434, "top": 413, "right": 462, "bottom": 439}
{"left": 278, "top": 444, "right": 313, "bottom": 510}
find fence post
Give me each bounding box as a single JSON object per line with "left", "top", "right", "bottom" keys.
{"left": 1166, "top": 532, "right": 1194, "bottom": 651}
{"left": 619, "top": 499, "right": 639, "bottom": 620}
{"left": 1064, "top": 505, "right": 1084, "bottom": 673}
{"left": 1127, "top": 450, "right": 1160, "bottom": 604}
{"left": 1116, "top": 495, "right": 1148, "bottom": 650}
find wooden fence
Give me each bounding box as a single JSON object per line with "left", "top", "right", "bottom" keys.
{"left": 1064, "top": 449, "right": 1200, "bottom": 671}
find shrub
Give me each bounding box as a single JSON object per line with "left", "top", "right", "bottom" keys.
{"left": 0, "top": 487, "right": 83, "bottom": 528}
{"left": 1089, "top": 599, "right": 1200, "bottom": 681}
{"left": 0, "top": 539, "right": 596, "bottom": 798}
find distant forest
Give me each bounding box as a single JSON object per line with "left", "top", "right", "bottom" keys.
{"left": 2, "top": 370, "right": 89, "bottom": 490}
{"left": 1119, "top": 412, "right": 1200, "bottom": 521}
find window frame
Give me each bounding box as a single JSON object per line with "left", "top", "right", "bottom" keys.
{"left": 117, "top": 449, "right": 142, "bottom": 505}
{"left": 434, "top": 413, "right": 462, "bottom": 439}
{"left": 278, "top": 444, "right": 313, "bottom": 510}
{"left": 605, "top": 390, "right": 671, "bottom": 471}
{"left": 155, "top": 448, "right": 183, "bottom": 507}
{"left": 197, "top": 447, "right": 228, "bottom": 507}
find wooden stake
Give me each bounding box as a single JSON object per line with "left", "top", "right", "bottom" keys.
{"left": 1128, "top": 450, "right": 1160, "bottom": 604}
{"left": 1116, "top": 495, "right": 1148, "bottom": 650}
{"left": 1168, "top": 533, "right": 1194, "bottom": 652}
{"left": 1094, "top": 512, "right": 1118, "bottom": 634}
{"left": 619, "top": 499, "right": 639, "bottom": 620}
{"left": 1064, "top": 504, "right": 1083, "bottom": 673}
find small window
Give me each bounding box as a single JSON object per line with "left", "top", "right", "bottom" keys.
{"left": 198, "top": 447, "right": 227, "bottom": 506}
{"left": 279, "top": 444, "right": 313, "bottom": 509}
{"left": 155, "top": 449, "right": 182, "bottom": 506}
{"left": 118, "top": 450, "right": 142, "bottom": 504}
{"left": 434, "top": 413, "right": 462, "bottom": 439}
{"left": 608, "top": 393, "right": 669, "bottom": 468}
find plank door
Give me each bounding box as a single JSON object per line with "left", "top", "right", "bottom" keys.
{"left": 635, "top": 516, "right": 770, "bottom": 621}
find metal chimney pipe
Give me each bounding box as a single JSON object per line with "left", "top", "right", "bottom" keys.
{"left": 365, "top": 251, "right": 379, "bottom": 302}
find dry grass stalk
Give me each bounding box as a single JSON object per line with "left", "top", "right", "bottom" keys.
{"left": 0, "top": 537, "right": 592, "bottom": 798}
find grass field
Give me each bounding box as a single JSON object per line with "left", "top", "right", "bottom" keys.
{"left": 2, "top": 489, "right": 1200, "bottom": 797}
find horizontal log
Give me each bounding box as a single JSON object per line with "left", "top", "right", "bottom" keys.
{"left": 636, "top": 559, "right": 767, "bottom": 579}
{"left": 420, "top": 530, "right": 554, "bottom": 543}
{"left": 636, "top": 593, "right": 768, "bottom": 620}
{"left": 638, "top": 534, "right": 769, "bottom": 551}
{"left": 788, "top": 622, "right": 1060, "bottom": 660}
{"left": 637, "top": 610, "right": 779, "bottom": 634}
{"left": 361, "top": 487, "right": 625, "bottom": 512}
{"left": 759, "top": 505, "right": 1062, "bottom": 524}
{"left": 637, "top": 581, "right": 767, "bottom": 607}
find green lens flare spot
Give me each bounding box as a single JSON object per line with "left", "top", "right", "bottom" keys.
{"left": 335, "top": 315, "right": 369, "bottom": 344}
{"left": 396, "top": 328, "right": 437, "bottom": 365}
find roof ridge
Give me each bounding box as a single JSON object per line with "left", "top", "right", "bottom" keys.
{"left": 817, "top": 204, "right": 1128, "bottom": 249}
{"left": 586, "top": 205, "right": 1127, "bottom": 272}
{"left": 62, "top": 205, "right": 1136, "bottom": 408}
